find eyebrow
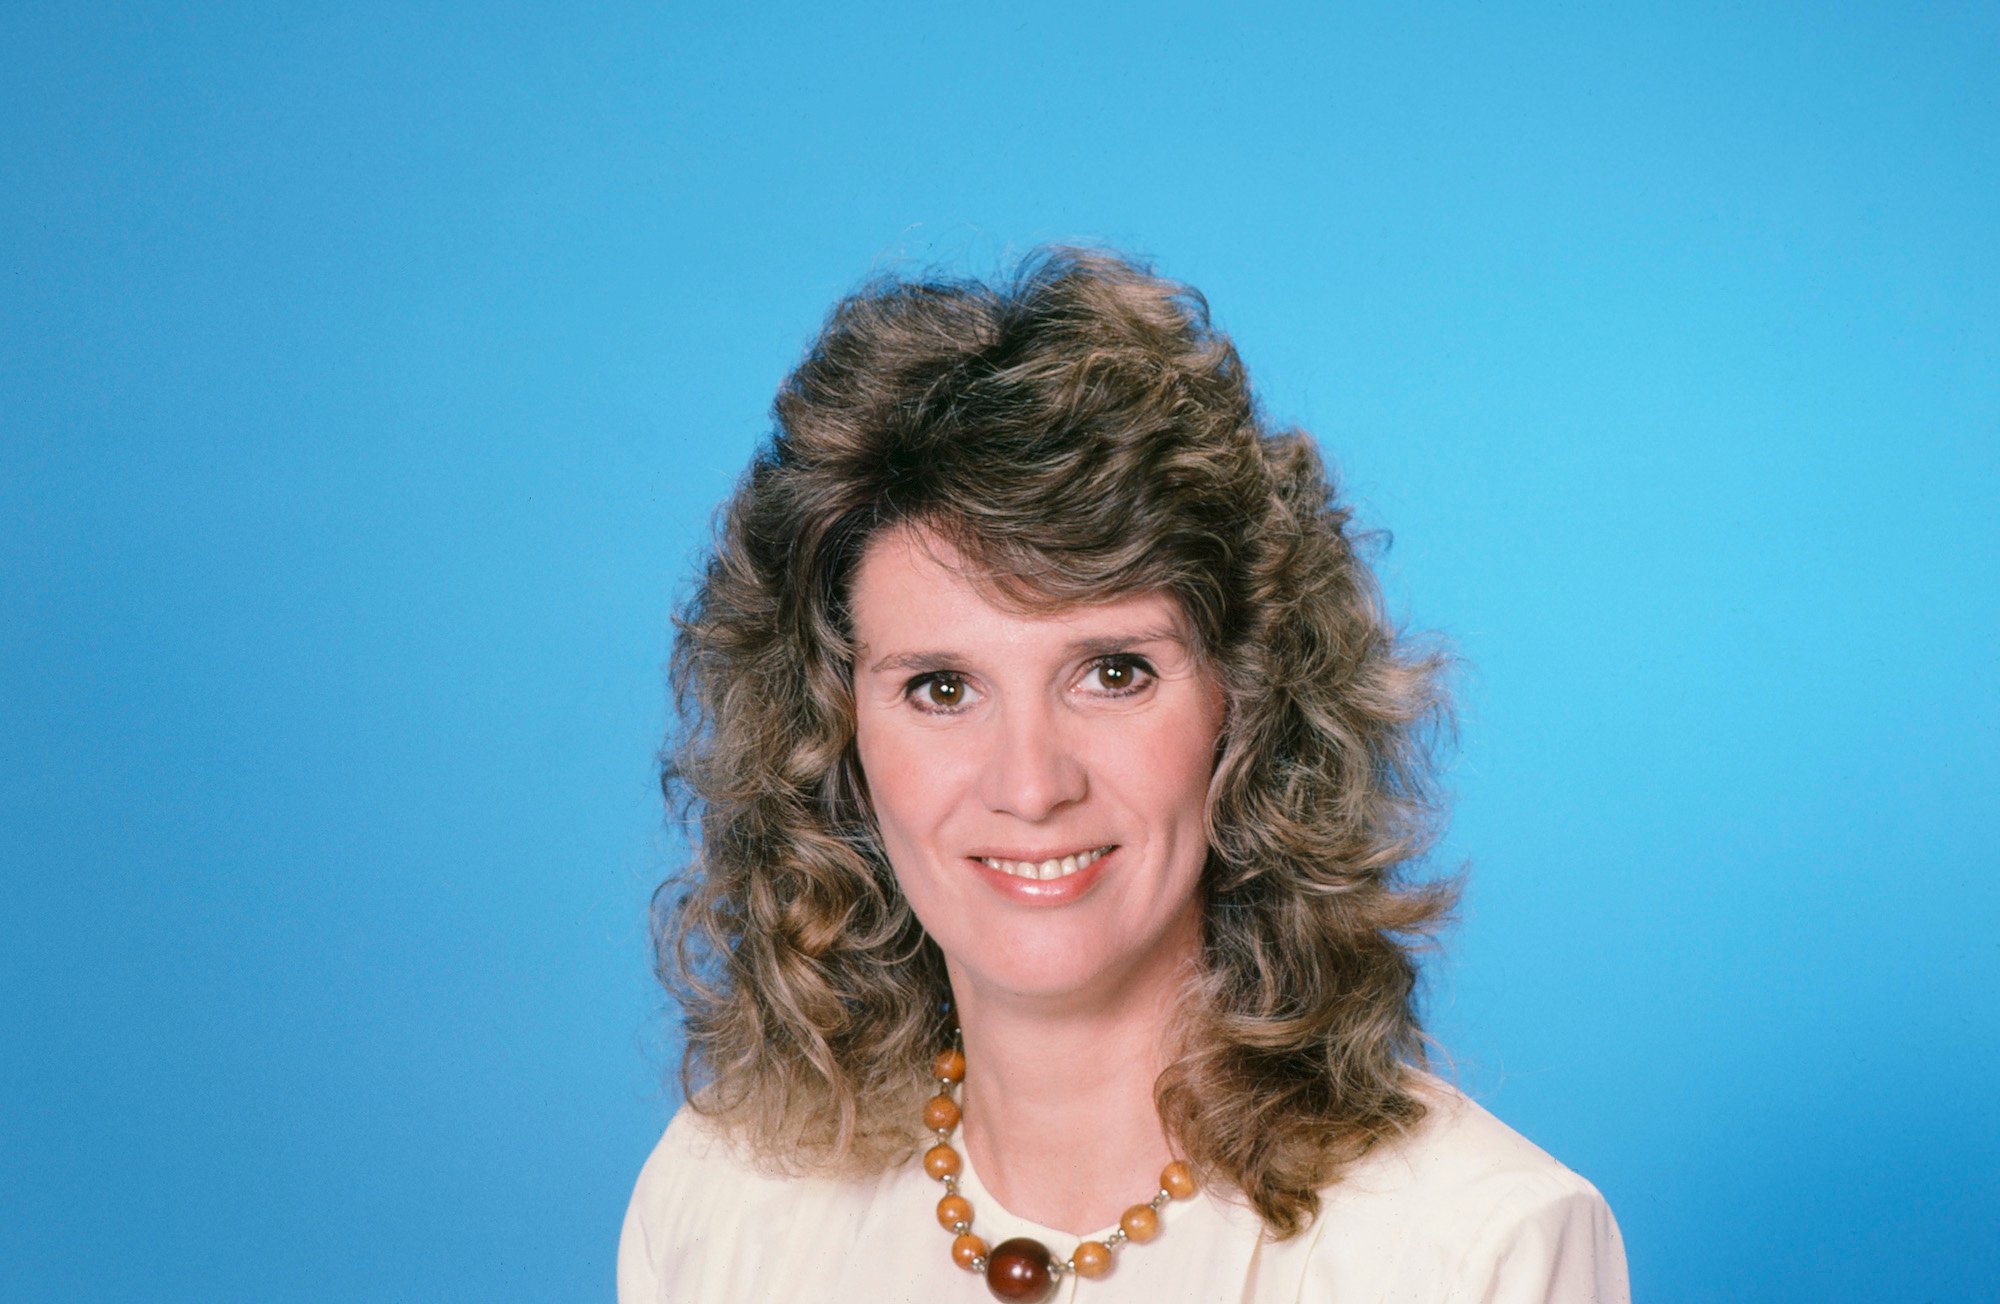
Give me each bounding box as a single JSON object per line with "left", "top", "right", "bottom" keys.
{"left": 862, "top": 624, "right": 1189, "bottom": 675}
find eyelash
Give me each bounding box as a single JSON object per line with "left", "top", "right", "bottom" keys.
{"left": 905, "top": 672, "right": 976, "bottom": 715}
{"left": 1081, "top": 654, "right": 1155, "bottom": 697}
{"left": 901, "top": 656, "right": 1156, "bottom": 716}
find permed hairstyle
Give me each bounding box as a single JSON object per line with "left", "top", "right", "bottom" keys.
{"left": 659, "top": 246, "right": 1457, "bottom": 1237}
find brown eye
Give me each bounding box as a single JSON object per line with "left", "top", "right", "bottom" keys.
{"left": 910, "top": 673, "right": 976, "bottom": 713}
{"left": 1083, "top": 656, "right": 1154, "bottom": 696}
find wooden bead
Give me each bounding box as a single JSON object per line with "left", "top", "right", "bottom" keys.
{"left": 951, "top": 1232, "right": 987, "bottom": 1270}
{"left": 936, "top": 1193, "right": 973, "bottom": 1231}
{"left": 932, "top": 1048, "right": 966, "bottom": 1083}
{"left": 1071, "top": 1239, "right": 1113, "bottom": 1278}
{"left": 1161, "top": 1160, "right": 1196, "bottom": 1199}
{"left": 1119, "top": 1203, "right": 1161, "bottom": 1243}
{"left": 984, "top": 1237, "right": 1056, "bottom": 1302}
{"left": 923, "top": 1093, "right": 961, "bottom": 1131}
{"left": 923, "top": 1143, "right": 961, "bottom": 1180}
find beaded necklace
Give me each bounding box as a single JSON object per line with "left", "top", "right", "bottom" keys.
{"left": 920, "top": 1040, "right": 1198, "bottom": 1302}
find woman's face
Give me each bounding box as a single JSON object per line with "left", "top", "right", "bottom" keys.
{"left": 850, "top": 526, "right": 1227, "bottom": 1009}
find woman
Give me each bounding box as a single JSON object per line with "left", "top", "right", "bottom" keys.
{"left": 620, "top": 248, "right": 1628, "bottom": 1302}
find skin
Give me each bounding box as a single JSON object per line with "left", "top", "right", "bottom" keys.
{"left": 850, "top": 525, "right": 1227, "bottom": 1234}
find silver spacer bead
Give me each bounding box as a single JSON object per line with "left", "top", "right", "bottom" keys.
{"left": 1150, "top": 1191, "right": 1170, "bottom": 1209}
{"left": 968, "top": 1255, "right": 987, "bottom": 1273}
{"left": 942, "top": 1175, "right": 958, "bottom": 1194}
{"left": 1105, "top": 1229, "right": 1127, "bottom": 1247}
{"left": 951, "top": 1219, "right": 969, "bottom": 1233}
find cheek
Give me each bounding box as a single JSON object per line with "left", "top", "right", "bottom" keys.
{"left": 852, "top": 723, "right": 899, "bottom": 831}
{"left": 1131, "top": 698, "right": 1225, "bottom": 821}
{"left": 854, "top": 719, "right": 946, "bottom": 855}
{"left": 854, "top": 727, "right": 968, "bottom": 931}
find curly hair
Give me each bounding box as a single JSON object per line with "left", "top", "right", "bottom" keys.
{"left": 657, "top": 246, "right": 1457, "bottom": 1238}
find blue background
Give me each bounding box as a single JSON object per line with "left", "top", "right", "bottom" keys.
{"left": 3, "top": 3, "right": 1994, "bottom": 1300}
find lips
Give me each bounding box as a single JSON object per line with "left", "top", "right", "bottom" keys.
{"left": 973, "top": 845, "right": 1115, "bottom": 881}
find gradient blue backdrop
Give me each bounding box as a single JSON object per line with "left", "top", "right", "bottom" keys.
{"left": 4, "top": 4, "right": 1994, "bottom": 1301}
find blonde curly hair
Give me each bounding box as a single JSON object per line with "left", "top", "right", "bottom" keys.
{"left": 657, "top": 246, "right": 1457, "bottom": 1237}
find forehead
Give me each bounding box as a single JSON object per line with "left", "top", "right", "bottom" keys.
{"left": 849, "top": 525, "right": 1187, "bottom": 654}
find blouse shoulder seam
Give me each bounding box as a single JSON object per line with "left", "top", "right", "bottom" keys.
{"left": 1442, "top": 1169, "right": 1608, "bottom": 1285}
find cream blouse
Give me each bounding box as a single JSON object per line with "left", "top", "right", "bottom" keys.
{"left": 618, "top": 1078, "right": 1629, "bottom": 1303}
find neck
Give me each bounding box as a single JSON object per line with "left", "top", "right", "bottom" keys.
{"left": 946, "top": 924, "right": 1197, "bottom": 1234}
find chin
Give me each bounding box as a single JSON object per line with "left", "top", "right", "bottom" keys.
{"left": 945, "top": 938, "right": 1138, "bottom": 1005}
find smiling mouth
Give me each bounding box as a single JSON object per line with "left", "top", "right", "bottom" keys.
{"left": 973, "top": 846, "right": 1115, "bottom": 881}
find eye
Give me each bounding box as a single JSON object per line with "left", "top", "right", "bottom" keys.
{"left": 906, "top": 672, "right": 980, "bottom": 714}
{"left": 1080, "top": 655, "right": 1155, "bottom": 697}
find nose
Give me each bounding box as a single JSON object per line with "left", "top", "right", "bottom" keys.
{"left": 974, "top": 696, "right": 1087, "bottom": 821}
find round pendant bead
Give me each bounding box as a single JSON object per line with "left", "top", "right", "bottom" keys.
{"left": 923, "top": 1093, "right": 961, "bottom": 1131}
{"left": 1119, "top": 1203, "right": 1160, "bottom": 1243}
{"left": 984, "top": 1237, "right": 1056, "bottom": 1303}
{"left": 937, "top": 1193, "right": 973, "bottom": 1232}
{"left": 923, "top": 1143, "right": 962, "bottom": 1180}
{"left": 1071, "top": 1239, "right": 1113, "bottom": 1279}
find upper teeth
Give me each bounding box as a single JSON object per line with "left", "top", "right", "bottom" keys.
{"left": 978, "top": 847, "right": 1112, "bottom": 880}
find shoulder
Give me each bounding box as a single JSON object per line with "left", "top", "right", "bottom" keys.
{"left": 617, "top": 1109, "right": 784, "bottom": 1303}
{"left": 1281, "top": 1075, "right": 1630, "bottom": 1302}
{"left": 1347, "top": 1074, "right": 1605, "bottom": 1209}
{"left": 618, "top": 1109, "right": 809, "bottom": 1255}
{"left": 617, "top": 1107, "right": 917, "bottom": 1304}
{"left": 626, "top": 1106, "right": 776, "bottom": 1201}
